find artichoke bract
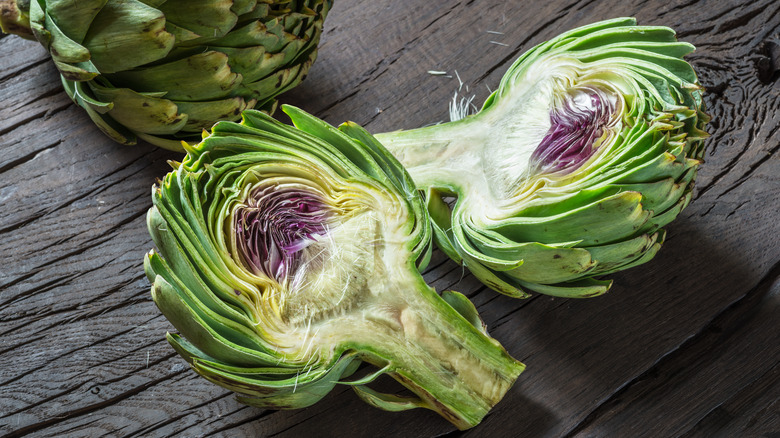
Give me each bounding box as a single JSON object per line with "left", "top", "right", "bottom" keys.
{"left": 0, "top": 0, "right": 331, "bottom": 150}
{"left": 375, "top": 18, "right": 709, "bottom": 299}
{"left": 143, "top": 106, "right": 524, "bottom": 429}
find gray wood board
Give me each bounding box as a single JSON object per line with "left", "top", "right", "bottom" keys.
{"left": 1, "top": 0, "right": 778, "bottom": 437}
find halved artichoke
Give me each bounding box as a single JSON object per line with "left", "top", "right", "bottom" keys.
{"left": 376, "top": 18, "right": 709, "bottom": 299}
{"left": 0, "top": 0, "right": 331, "bottom": 150}
{"left": 144, "top": 106, "right": 524, "bottom": 429}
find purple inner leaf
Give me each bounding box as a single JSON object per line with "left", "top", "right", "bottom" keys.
{"left": 529, "top": 89, "right": 615, "bottom": 175}
{"left": 235, "top": 185, "right": 330, "bottom": 281}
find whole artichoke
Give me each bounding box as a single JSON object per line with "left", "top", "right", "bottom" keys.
{"left": 0, "top": 0, "right": 331, "bottom": 150}
{"left": 376, "top": 18, "right": 709, "bottom": 298}
{"left": 144, "top": 105, "right": 524, "bottom": 429}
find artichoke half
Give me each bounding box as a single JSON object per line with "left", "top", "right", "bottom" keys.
{"left": 0, "top": 0, "right": 331, "bottom": 150}
{"left": 144, "top": 106, "right": 524, "bottom": 429}
{"left": 376, "top": 18, "right": 709, "bottom": 299}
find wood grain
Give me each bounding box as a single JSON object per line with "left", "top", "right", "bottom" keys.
{"left": 1, "top": 0, "right": 778, "bottom": 436}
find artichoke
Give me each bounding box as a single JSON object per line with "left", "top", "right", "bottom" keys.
{"left": 144, "top": 106, "right": 524, "bottom": 429}
{"left": 375, "top": 18, "right": 709, "bottom": 298}
{"left": 0, "top": 0, "right": 331, "bottom": 150}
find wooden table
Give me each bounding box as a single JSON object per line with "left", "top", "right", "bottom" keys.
{"left": 2, "top": 1, "right": 778, "bottom": 436}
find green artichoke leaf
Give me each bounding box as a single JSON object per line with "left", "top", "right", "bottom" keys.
{"left": 62, "top": 78, "right": 111, "bottom": 113}
{"left": 155, "top": 0, "right": 237, "bottom": 38}
{"left": 472, "top": 241, "right": 598, "bottom": 284}
{"left": 337, "top": 121, "right": 417, "bottom": 196}
{"left": 617, "top": 177, "right": 686, "bottom": 214}
{"left": 61, "top": 77, "right": 137, "bottom": 144}
{"left": 424, "top": 187, "right": 463, "bottom": 265}
{"left": 0, "top": 0, "right": 33, "bottom": 37}
{"left": 151, "top": 275, "right": 282, "bottom": 367}
{"left": 43, "top": 0, "right": 106, "bottom": 42}
{"left": 229, "top": 0, "right": 257, "bottom": 16}
{"left": 145, "top": 211, "right": 252, "bottom": 323}
{"left": 338, "top": 364, "right": 392, "bottom": 386}
{"left": 136, "top": 0, "right": 165, "bottom": 7}
{"left": 167, "top": 333, "right": 362, "bottom": 410}
{"left": 145, "top": 107, "right": 524, "bottom": 430}
{"left": 41, "top": 16, "right": 89, "bottom": 64}
{"left": 83, "top": 0, "right": 176, "bottom": 73}
{"left": 515, "top": 277, "right": 613, "bottom": 299}
{"left": 212, "top": 45, "right": 275, "bottom": 82}
{"left": 53, "top": 59, "right": 99, "bottom": 82}
{"left": 240, "top": 61, "right": 305, "bottom": 107}
{"left": 375, "top": 18, "right": 709, "bottom": 298}
{"left": 205, "top": 357, "right": 359, "bottom": 408}
{"left": 135, "top": 133, "right": 188, "bottom": 151}
{"left": 106, "top": 51, "right": 242, "bottom": 101}
{"left": 163, "top": 21, "right": 201, "bottom": 44}
{"left": 458, "top": 258, "right": 532, "bottom": 299}
{"left": 352, "top": 385, "right": 427, "bottom": 412}
{"left": 440, "top": 290, "right": 489, "bottom": 336}
{"left": 593, "top": 230, "right": 666, "bottom": 277}
{"left": 174, "top": 97, "right": 251, "bottom": 132}
{"left": 238, "top": 1, "right": 269, "bottom": 22}
{"left": 489, "top": 192, "right": 651, "bottom": 247}
{"left": 286, "top": 107, "right": 399, "bottom": 191}
{"left": 198, "top": 19, "right": 280, "bottom": 48}
{"left": 584, "top": 232, "right": 661, "bottom": 272}
{"left": 88, "top": 83, "right": 189, "bottom": 135}
{"left": 28, "top": 0, "right": 95, "bottom": 78}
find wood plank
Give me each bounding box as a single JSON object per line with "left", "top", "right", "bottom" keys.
{"left": 1, "top": 0, "right": 778, "bottom": 436}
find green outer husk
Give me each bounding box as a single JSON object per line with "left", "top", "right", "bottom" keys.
{"left": 376, "top": 18, "right": 709, "bottom": 298}
{"left": 145, "top": 106, "right": 523, "bottom": 429}
{"left": 4, "top": 0, "right": 331, "bottom": 149}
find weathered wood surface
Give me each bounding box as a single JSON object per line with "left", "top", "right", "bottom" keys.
{"left": 1, "top": 0, "right": 778, "bottom": 436}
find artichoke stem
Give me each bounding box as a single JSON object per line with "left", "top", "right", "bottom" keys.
{"left": 356, "top": 276, "right": 524, "bottom": 429}
{"left": 375, "top": 116, "right": 486, "bottom": 191}
{"left": 0, "top": 0, "right": 33, "bottom": 39}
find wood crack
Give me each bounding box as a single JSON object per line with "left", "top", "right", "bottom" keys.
{"left": 716, "top": 140, "right": 780, "bottom": 200}
{"left": 124, "top": 412, "right": 192, "bottom": 438}
{"left": 0, "top": 96, "right": 69, "bottom": 137}
{"left": 419, "top": 2, "right": 460, "bottom": 33}
{"left": 1, "top": 369, "right": 188, "bottom": 438}
{"left": 1, "top": 380, "right": 90, "bottom": 420}
{"left": 0, "top": 314, "right": 161, "bottom": 387}
{"left": 678, "top": 361, "right": 780, "bottom": 437}
{"left": 0, "top": 269, "right": 41, "bottom": 297}
{"left": 169, "top": 405, "right": 252, "bottom": 437}
{"left": 694, "top": 117, "right": 757, "bottom": 200}
{"left": 0, "top": 227, "right": 146, "bottom": 314}
{"left": 0, "top": 272, "right": 79, "bottom": 311}
{"left": 0, "top": 140, "right": 61, "bottom": 175}
{"left": 715, "top": 4, "right": 766, "bottom": 33}
{"left": 493, "top": 294, "right": 541, "bottom": 327}
{"left": 96, "top": 351, "right": 178, "bottom": 387}
{"left": 202, "top": 409, "right": 275, "bottom": 437}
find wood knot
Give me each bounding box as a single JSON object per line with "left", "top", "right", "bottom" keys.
{"left": 756, "top": 40, "right": 780, "bottom": 85}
